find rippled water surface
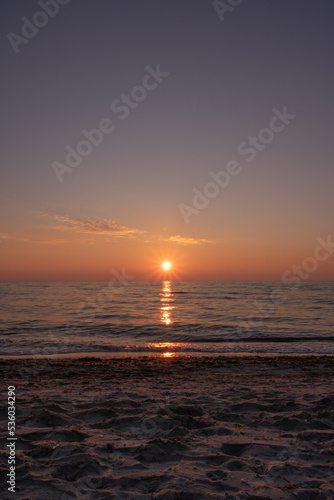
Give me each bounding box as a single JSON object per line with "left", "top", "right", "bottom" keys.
{"left": 0, "top": 281, "right": 333, "bottom": 355}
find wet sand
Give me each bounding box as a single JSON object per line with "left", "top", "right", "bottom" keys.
{"left": 0, "top": 355, "right": 333, "bottom": 499}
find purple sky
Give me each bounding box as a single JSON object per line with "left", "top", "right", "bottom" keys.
{"left": 1, "top": 0, "right": 333, "bottom": 280}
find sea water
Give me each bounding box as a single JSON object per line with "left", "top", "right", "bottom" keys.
{"left": 0, "top": 281, "right": 333, "bottom": 356}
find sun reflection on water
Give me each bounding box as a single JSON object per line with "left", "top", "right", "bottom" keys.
{"left": 147, "top": 341, "right": 190, "bottom": 357}
{"left": 160, "top": 281, "right": 174, "bottom": 326}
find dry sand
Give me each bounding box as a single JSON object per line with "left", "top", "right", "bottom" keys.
{"left": 0, "top": 355, "right": 334, "bottom": 499}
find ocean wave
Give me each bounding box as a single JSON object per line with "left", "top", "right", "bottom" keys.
{"left": 1, "top": 341, "right": 334, "bottom": 357}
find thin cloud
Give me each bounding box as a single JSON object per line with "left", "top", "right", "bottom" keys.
{"left": 1, "top": 235, "right": 29, "bottom": 242}
{"left": 164, "top": 235, "right": 212, "bottom": 245}
{"left": 53, "top": 215, "right": 144, "bottom": 237}
{"left": 2, "top": 235, "right": 93, "bottom": 245}
{"left": 37, "top": 238, "right": 94, "bottom": 245}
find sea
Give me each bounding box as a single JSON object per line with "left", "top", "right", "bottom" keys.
{"left": 0, "top": 281, "right": 333, "bottom": 357}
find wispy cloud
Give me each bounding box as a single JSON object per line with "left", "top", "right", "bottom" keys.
{"left": 0, "top": 233, "right": 9, "bottom": 244}
{"left": 163, "top": 235, "right": 212, "bottom": 245}
{"left": 52, "top": 215, "right": 144, "bottom": 237}
{"left": 38, "top": 238, "right": 94, "bottom": 245}
{"left": 2, "top": 235, "right": 93, "bottom": 245}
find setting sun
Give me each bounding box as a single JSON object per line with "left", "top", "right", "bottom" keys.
{"left": 162, "top": 261, "right": 171, "bottom": 271}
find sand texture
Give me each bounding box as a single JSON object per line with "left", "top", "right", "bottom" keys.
{"left": 0, "top": 355, "right": 334, "bottom": 499}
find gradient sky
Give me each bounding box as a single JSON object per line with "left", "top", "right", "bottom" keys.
{"left": 1, "top": 0, "right": 333, "bottom": 280}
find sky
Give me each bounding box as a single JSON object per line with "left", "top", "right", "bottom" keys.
{"left": 1, "top": 0, "right": 333, "bottom": 281}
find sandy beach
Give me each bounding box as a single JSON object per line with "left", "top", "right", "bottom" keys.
{"left": 1, "top": 355, "right": 334, "bottom": 499}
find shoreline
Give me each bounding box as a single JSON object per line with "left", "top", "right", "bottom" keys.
{"left": 1, "top": 351, "right": 334, "bottom": 361}
{"left": 1, "top": 354, "right": 333, "bottom": 380}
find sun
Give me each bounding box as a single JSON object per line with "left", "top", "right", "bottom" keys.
{"left": 162, "top": 261, "right": 171, "bottom": 271}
